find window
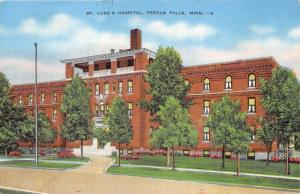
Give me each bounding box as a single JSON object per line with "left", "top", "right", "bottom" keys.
{"left": 127, "top": 80, "right": 133, "bottom": 93}
{"left": 204, "top": 78, "right": 210, "bottom": 91}
{"left": 52, "top": 92, "right": 57, "bottom": 103}
{"left": 128, "top": 59, "right": 134, "bottom": 67}
{"left": 248, "top": 73, "right": 256, "bottom": 88}
{"left": 106, "top": 62, "right": 111, "bottom": 69}
{"left": 203, "top": 126, "right": 210, "bottom": 141}
{"left": 41, "top": 93, "right": 45, "bottom": 104}
{"left": 250, "top": 126, "right": 256, "bottom": 141}
{"left": 118, "top": 81, "right": 123, "bottom": 94}
{"left": 248, "top": 152, "right": 255, "bottom": 160}
{"left": 100, "top": 104, "right": 105, "bottom": 116}
{"left": 225, "top": 75, "right": 232, "bottom": 89}
{"left": 104, "top": 83, "right": 109, "bottom": 95}
{"left": 95, "top": 84, "right": 100, "bottom": 96}
{"left": 203, "top": 150, "right": 210, "bottom": 157}
{"left": 52, "top": 109, "right": 57, "bottom": 120}
{"left": 18, "top": 95, "right": 23, "bottom": 105}
{"left": 94, "top": 64, "right": 100, "bottom": 71}
{"left": 117, "top": 61, "right": 121, "bottom": 68}
{"left": 248, "top": 98, "right": 256, "bottom": 113}
{"left": 106, "top": 104, "right": 109, "bottom": 113}
{"left": 203, "top": 100, "right": 210, "bottom": 114}
{"left": 225, "top": 152, "right": 231, "bottom": 159}
{"left": 29, "top": 94, "right": 33, "bottom": 105}
{"left": 128, "top": 103, "right": 133, "bottom": 116}
{"left": 95, "top": 105, "right": 100, "bottom": 117}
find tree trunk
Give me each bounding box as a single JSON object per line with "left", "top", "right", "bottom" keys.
{"left": 166, "top": 147, "right": 170, "bottom": 166}
{"left": 5, "top": 148, "right": 7, "bottom": 157}
{"left": 80, "top": 139, "right": 83, "bottom": 159}
{"left": 285, "top": 143, "right": 290, "bottom": 175}
{"left": 64, "top": 138, "right": 67, "bottom": 158}
{"left": 118, "top": 143, "right": 121, "bottom": 167}
{"left": 172, "top": 144, "right": 175, "bottom": 170}
{"left": 222, "top": 144, "right": 225, "bottom": 169}
{"left": 236, "top": 153, "right": 240, "bottom": 176}
{"left": 266, "top": 151, "right": 270, "bottom": 165}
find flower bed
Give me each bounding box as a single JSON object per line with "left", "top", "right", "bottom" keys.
{"left": 9, "top": 151, "right": 22, "bottom": 157}
{"left": 121, "top": 154, "right": 140, "bottom": 160}
{"left": 57, "top": 150, "right": 75, "bottom": 158}
{"left": 289, "top": 157, "right": 300, "bottom": 163}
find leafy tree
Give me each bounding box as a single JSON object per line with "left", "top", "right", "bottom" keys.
{"left": 260, "top": 66, "right": 300, "bottom": 175}
{"left": 61, "top": 75, "right": 91, "bottom": 158}
{"left": 206, "top": 96, "right": 251, "bottom": 175}
{"left": 150, "top": 97, "right": 198, "bottom": 169}
{"left": 20, "top": 113, "right": 55, "bottom": 147}
{"left": 206, "top": 96, "right": 235, "bottom": 169}
{"left": 256, "top": 116, "right": 276, "bottom": 165}
{"left": 0, "top": 72, "right": 29, "bottom": 155}
{"left": 140, "top": 47, "right": 190, "bottom": 116}
{"left": 94, "top": 97, "right": 132, "bottom": 167}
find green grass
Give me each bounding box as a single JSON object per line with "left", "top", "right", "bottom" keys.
{"left": 0, "top": 188, "right": 31, "bottom": 194}
{"left": 118, "top": 155, "right": 300, "bottom": 177}
{"left": 108, "top": 166, "right": 300, "bottom": 190}
{"left": 41, "top": 156, "right": 90, "bottom": 162}
{"left": 0, "top": 160, "right": 83, "bottom": 169}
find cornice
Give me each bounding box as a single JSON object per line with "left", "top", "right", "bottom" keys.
{"left": 61, "top": 48, "right": 156, "bottom": 64}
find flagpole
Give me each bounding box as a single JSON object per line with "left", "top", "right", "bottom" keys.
{"left": 34, "top": 42, "right": 38, "bottom": 165}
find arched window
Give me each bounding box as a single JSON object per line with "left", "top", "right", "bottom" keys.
{"left": 225, "top": 75, "right": 232, "bottom": 89}
{"left": 248, "top": 73, "right": 256, "bottom": 88}
{"left": 203, "top": 78, "right": 210, "bottom": 91}
{"left": 52, "top": 92, "right": 57, "bottom": 103}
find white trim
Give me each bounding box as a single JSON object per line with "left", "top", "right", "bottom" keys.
{"left": 188, "top": 89, "right": 259, "bottom": 96}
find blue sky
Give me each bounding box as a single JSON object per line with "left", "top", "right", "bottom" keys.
{"left": 0, "top": 0, "right": 300, "bottom": 84}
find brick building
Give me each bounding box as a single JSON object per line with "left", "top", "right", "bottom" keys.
{"left": 11, "top": 29, "right": 278, "bottom": 159}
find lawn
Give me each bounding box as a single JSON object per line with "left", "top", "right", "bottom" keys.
{"left": 0, "top": 160, "right": 83, "bottom": 169}
{"left": 0, "top": 188, "right": 32, "bottom": 194}
{"left": 41, "top": 156, "right": 90, "bottom": 162}
{"left": 108, "top": 166, "right": 300, "bottom": 190}
{"left": 118, "top": 155, "right": 300, "bottom": 177}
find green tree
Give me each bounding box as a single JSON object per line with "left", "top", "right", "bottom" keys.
{"left": 256, "top": 116, "right": 276, "bottom": 165}
{"left": 140, "top": 47, "right": 190, "bottom": 116}
{"left": 259, "top": 66, "right": 300, "bottom": 175}
{"left": 150, "top": 97, "right": 198, "bottom": 169}
{"left": 20, "top": 113, "right": 55, "bottom": 147}
{"left": 206, "top": 96, "right": 251, "bottom": 175}
{"left": 94, "top": 97, "right": 132, "bottom": 167}
{"left": 61, "top": 75, "right": 91, "bottom": 158}
{"left": 0, "top": 72, "right": 30, "bottom": 155}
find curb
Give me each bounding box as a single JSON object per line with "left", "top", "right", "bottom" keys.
{"left": 0, "top": 186, "right": 49, "bottom": 194}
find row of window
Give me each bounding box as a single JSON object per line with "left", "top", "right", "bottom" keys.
{"left": 95, "top": 102, "right": 133, "bottom": 117}
{"left": 18, "top": 92, "right": 58, "bottom": 105}
{"left": 190, "top": 73, "right": 256, "bottom": 91}
{"left": 201, "top": 126, "right": 256, "bottom": 142}
{"left": 30, "top": 108, "right": 57, "bottom": 120}
{"left": 202, "top": 97, "right": 256, "bottom": 115}
{"left": 95, "top": 80, "right": 133, "bottom": 96}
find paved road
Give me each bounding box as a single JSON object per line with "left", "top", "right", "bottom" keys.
{"left": 0, "top": 157, "right": 297, "bottom": 194}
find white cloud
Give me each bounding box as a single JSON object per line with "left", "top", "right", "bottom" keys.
{"left": 288, "top": 26, "right": 300, "bottom": 39}
{"left": 249, "top": 25, "right": 275, "bottom": 35}
{"left": 0, "top": 57, "right": 64, "bottom": 84}
{"left": 179, "top": 36, "right": 300, "bottom": 79}
{"left": 129, "top": 17, "right": 216, "bottom": 41}
{"left": 20, "top": 13, "right": 80, "bottom": 36}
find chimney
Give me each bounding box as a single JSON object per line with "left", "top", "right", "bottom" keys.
{"left": 130, "top": 29, "right": 142, "bottom": 49}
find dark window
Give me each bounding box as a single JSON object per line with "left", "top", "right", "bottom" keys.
{"left": 203, "top": 150, "right": 210, "bottom": 157}
{"left": 106, "top": 62, "right": 111, "bottom": 69}
{"left": 117, "top": 61, "right": 121, "bottom": 68}
{"left": 128, "top": 59, "right": 134, "bottom": 67}
{"left": 94, "top": 64, "right": 100, "bottom": 71}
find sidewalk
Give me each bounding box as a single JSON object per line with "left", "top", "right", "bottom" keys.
{"left": 116, "top": 163, "right": 300, "bottom": 181}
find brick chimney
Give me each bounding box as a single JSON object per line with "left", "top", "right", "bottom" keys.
{"left": 130, "top": 29, "right": 142, "bottom": 49}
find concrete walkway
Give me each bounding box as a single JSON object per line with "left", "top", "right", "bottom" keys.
{"left": 118, "top": 164, "right": 300, "bottom": 181}
{"left": 0, "top": 157, "right": 298, "bottom": 194}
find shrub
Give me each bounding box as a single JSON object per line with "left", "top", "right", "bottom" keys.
{"left": 9, "top": 151, "right": 22, "bottom": 157}
{"left": 210, "top": 154, "right": 222, "bottom": 159}
{"left": 175, "top": 151, "right": 183, "bottom": 157}
{"left": 289, "top": 157, "right": 300, "bottom": 163}
{"left": 121, "top": 154, "right": 140, "bottom": 160}
{"left": 271, "top": 156, "right": 280, "bottom": 162}
{"left": 57, "top": 150, "right": 75, "bottom": 158}
{"left": 111, "top": 151, "right": 117, "bottom": 157}
{"left": 39, "top": 149, "right": 46, "bottom": 156}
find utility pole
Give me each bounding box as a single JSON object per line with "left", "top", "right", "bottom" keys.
{"left": 34, "top": 42, "right": 38, "bottom": 165}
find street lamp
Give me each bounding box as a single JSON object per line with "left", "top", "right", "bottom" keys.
{"left": 34, "top": 42, "right": 38, "bottom": 165}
